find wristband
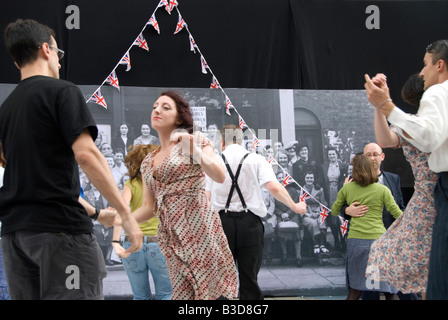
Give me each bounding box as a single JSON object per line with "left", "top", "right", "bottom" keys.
{"left": 91, "top": 208, "right": 100, "bottom": 220}
{"left": 111, "top": 240, "right": 121, "bottom": 244}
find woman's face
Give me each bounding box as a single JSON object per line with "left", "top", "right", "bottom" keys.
{"left": 278, "top": 153, "right": 288, "bottom": 166}
{"left": 299, "top": 146, "right": 308, "bottom": 159}
{"left": 120, "top": 124, "right": 128, "bottom": 135}
{"left": 141, "top": 124, "right": 150, "bottom": 136}
{"left": 151, "top": 95, "right": 180, "bottom": 132}
{"left": 305, "top": 173, "right": 314, "bottom": 185}
{"left": 328, "top": 150, "right": 338, "bottom": 162}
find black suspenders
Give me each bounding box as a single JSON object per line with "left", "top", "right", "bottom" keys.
{"left": 221, "top": 153, "right": 250, "bottom": 213}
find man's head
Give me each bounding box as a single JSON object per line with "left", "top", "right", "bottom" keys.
{"left": 363, "top": 142, "right": 384, "bottom": 174}
{"left": 4, "top": 19, "right": 61, "bottom": 78}
{"left": 420, "top": 40, "right": 448, "bottom": 90}
{"left": 220, "top": 124, "right": 243, "bottom": 149}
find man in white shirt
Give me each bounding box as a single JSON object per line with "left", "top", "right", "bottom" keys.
{"left": 206, "top": 124, "right": 306, "bottom": 300}
{"left": 364, "top": 40, "right": 448, "bottom": 299}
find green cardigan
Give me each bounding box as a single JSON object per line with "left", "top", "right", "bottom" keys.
{"left": 331, "top": 182, "right": 402, "bottom": 239}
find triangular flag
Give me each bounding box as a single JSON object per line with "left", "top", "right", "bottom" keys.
{"left": 174, "top": 13, "right": 187, "bottom": 34}
{"left": 300, "top": 188, "right": 312, "bottom": 202}
{"left": 201, "top": 56, "right": 208, "bottom": 74}
{"left": 147, "top": 13, "right": 160, "bottom": 34}
{"left": 133, "top": 33, "right": 149, "bottom": 51}
{"left": 238, "top": 115, "right": 248, "bottom": 129}
{"left": 210, "top": 76, "right": 221, "bottom": 89}
{"left": 105, "top": 70, "right": 120, "bottom": 90}
{"left": 89, "top": 88, "right": 108, "bottom": 109}
{"left": 158, "top": 0, "right": 168, "bottom": 8}
{"left": 339, "top": 216, "right": 349, "bottom": 236}
{"left": 225, "top": 96, "right": 233, "bottom": 116}
{"left": 189, "top": 35, "right": 197, "bottom": 53}
{"left": 252, "top": 137, "right": 261, "bottom": 150}
{"left": 165, "top": 0, "right": 178, "bottom": 14}
{"left": 267, "top": 153, "right": 277, "bottom": 165}
{"left": 282, "top": 171, "right": 294, "bottom": 186}
{"left": 120, "top": 51, "right": 131, "bottom": 71}
{"left": 319, "top": 205, "right": 330, "bottom": 224}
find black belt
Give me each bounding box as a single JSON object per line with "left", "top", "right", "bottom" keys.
{"left": 124, "top": 235, "right": 158, "bottom": 243}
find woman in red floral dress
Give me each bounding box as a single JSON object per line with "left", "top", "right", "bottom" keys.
{"left": 131, "top": 91, "right": 238, "bottom": 300}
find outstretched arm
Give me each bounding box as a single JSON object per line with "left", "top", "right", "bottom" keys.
{"left": 72, "top": 129, "right": 142, "bottom": 253}
{"left": 264, "top": 181, "right": 307, "bottom": 215}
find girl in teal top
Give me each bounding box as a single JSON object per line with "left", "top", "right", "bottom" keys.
{"left": 331, "top": 154, "right": 402, "bottom": 300}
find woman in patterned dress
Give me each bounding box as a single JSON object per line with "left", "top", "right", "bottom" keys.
{"left": 128, "top": 91, "right": 238, "bottom": 300}
{"left": 365, "top": 74, "right": 437, "bottom": 297}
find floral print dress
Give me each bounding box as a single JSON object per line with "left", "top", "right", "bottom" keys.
{"left": 366, "top": 127, "right": 438, "bottom": 293}
{"left": 140, "top": 134, "right": 238, "bottom": 300}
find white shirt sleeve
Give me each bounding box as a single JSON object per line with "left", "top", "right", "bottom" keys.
{"left": 387, "top": 86, "right": 448, "bottom": 152}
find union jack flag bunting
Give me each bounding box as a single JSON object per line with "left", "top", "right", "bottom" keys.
{"left": 319, "top": 205, "right": 330, "bottom": 224}
{"left": 210, "top": 76, "right": 221, "bottom": 89}
{"left": 147, "top": 14, "right": 160, "bottom": 34}
{"left": 339, "top": 216, "right": 349, "bottom": 236}
{"left": 158, "top": 0, "right": 168, "bottom": 9}
{"left": 238, "top": 115, "right": 248, "bottom": 129}
{"left": 252, "top": 137, "right": 261, "bottom": 150}
{"left": 189, "top": 35, "right": 197, "bottom": 53}
{"left": 105, "top": 70, "right": 120, "bottom": 90}
{"left": 225, "top": 96, "right": 233, "bottom": 115}
{"left": 89, "top": 88, "right": 107, "bottom": 109}
{"left": 300, "top": 188, "right": 312, "bottom": 202}
{"left": 174, "top": 13, "right": 187, "bottom": 34}
{"left": 164, "top": 0, "right": 178, "bottom": 14}
{"left": 120, "top": 51, "right": 131, "bottom": 71}
{"left": 267, "top": 153, "right": 277, "bottom": 165}
{"left": 201, "top": 56, "right": 208, "bottom": 74}
{"left": 133, "top": 33, "right": 149, "bottom": 52}
{"left": 282, "top": 172, "right": 294, "bottom": 186}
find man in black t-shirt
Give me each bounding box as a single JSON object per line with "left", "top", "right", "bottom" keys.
{"left": 0, "top": 19, "right": 142, "bottom": 300}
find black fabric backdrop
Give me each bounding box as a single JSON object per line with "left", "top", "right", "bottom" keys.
{"left": 2, "top": 0, "right": 447, "bottom": 98}
{"left": 1, "top": 0, "right": 448, "bottom": 198}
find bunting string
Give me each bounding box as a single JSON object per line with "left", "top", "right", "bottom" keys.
{"left": 85, "top": 0, "right": 346, "bottom": 229}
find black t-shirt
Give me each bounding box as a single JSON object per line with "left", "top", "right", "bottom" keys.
{"left": 0, "top": 75, "right": 98, "bottom": 235}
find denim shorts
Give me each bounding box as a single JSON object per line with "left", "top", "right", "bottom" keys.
{"left": 1, "top": 230, "right": 107, "bottom": 300}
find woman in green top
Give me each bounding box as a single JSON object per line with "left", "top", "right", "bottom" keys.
{"left": 112, "top": 144, "right": 172, "bottom": 300}
{"left": 331, "top": 154, "right": 402, "bottom": 300}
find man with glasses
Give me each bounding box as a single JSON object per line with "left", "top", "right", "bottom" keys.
{"left": 365, "top": 40, "right": 448, "bottom": 299}
{"left": 0, "top": 19, "right": 142, "bottom": 300}
{"left": 346, "top": 143, "right": 405, "bottom": 229}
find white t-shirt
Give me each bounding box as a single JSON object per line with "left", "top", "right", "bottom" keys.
{"left": 206, "top": 143, "right": 277, "bottom": 217}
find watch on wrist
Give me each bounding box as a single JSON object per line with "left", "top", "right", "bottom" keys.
{"left": 92, "top": 208, "right": 100, "bottom": 220}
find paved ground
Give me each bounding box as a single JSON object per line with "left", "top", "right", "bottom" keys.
{"left": 103, "top": 256, "right": 348, "bottom": 300}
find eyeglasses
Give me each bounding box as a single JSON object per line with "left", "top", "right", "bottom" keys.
{"left": 38, "top": 44, "right": 65, "bottom": 60}
{"left": 364, "top": 152, "right": 383, "bottom": 158}
{"left": 49, "top": 45, "right": 65, "bottom": 60}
